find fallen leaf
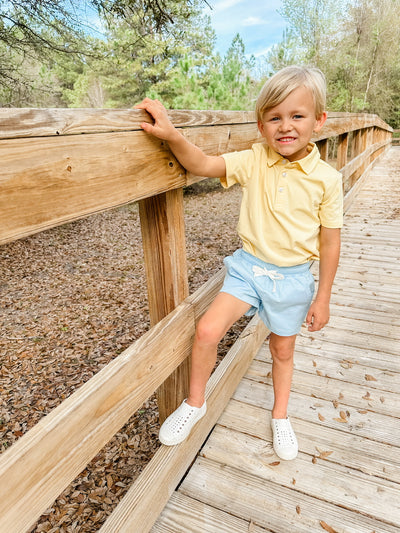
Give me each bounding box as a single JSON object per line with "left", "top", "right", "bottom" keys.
{"left": 338, "top": 393, "right": 344, "bottom": 400}
{"left": 365, "top": 374, "right": 377, "bottom": 381}
{"left": 357, "top": 409, "right": 368, "bottom": 414}
{"left": 332, "top": 400, "right": 339, "bottom": 408}
{"left": 334, "top": 417, "right": 348, "bottom": 423}
{"left": 296, "top": 505, "right": 301, "bottom": 515}
{"left": 291, "top": 478, "right": 296, "bottom": 485}
{"left": 340, "top": 360, "right": 354, "bottom": 369}
{"left": 380, "top": 397, "right": 385, "bottom": 403}
{"left": 320, "top": 520, "right": 339, "bottom": 533}
{"left": 318, "top": 413, "right": 325, "bottom": 421}
{"left": 269, "top": 461, "right": 281, "bottom": 466}
{"left": 339, "top": 411, "right": 347, "bottom": 420}
{"left": 316, "top": 447, "right": 334, "bottom": 459}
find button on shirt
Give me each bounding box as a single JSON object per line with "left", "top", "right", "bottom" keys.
{"left": 221, "top": 142, "right": 343, "bottom": 267}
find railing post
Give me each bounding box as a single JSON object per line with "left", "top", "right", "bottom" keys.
{"left": 337, "top": 132, "right": 349, "bottom": 170}
{"left": 139, "top": 188, "right": 190, "bottom": 423}
{"left": 352, "top": 129, "right": 363, "bottom": 159}
{"left": 317, "top": 139, "right": 329, "bottom": 161}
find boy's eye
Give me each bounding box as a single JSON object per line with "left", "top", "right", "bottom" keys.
{"left": 293, "top": 114, "right": 303, "bottom": 119}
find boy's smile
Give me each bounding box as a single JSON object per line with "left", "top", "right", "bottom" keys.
{"left": 258, "top": 86, "right": 327, "bottom": 162}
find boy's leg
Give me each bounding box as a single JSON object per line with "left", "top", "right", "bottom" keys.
{"left": 269, "top": 332, "right": 297, "bottom": 418}
{"left": 159, "top": 291, "right": 251, "bottom": 446}
{"left": 269, "top": 332, "right": 298, "bottom": 460}
{"left": 187, "top": 291, "right": 252, "bottom": 407}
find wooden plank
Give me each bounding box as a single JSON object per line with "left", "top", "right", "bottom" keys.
{"left": 0, "top": 108, "right": 257, "bottom": 139}
{"left": 139, "top": 189, "right": 190, "bottom": 422}
{"left": 314, "top": 113, "right": 392, "bottom": 141}
{"left": 295, "top": 337, "right": 400, "bottom": 373}
{"left": 329, "top": 300, "right": 400, "bottom": 325}
{"left": 336, "top": 132, "right": 349, "bottom": 170}
{"left": 99, "top": 316, "right": 268, "bottom": 533}
{"left": 302, "top": 325, "right": 398, "bottom": 354}
{"left": 0, "top": 108, "right": 391, "bottom": 141}
{"left": 180, "top": 456, "right": 400, "bottom": 533}
{"left": 329, "top": 292, "right": 400, "bottom": 315}
{"left": 151, "top": 492, "right": 269, "bottom": 533}
{"left": 0, "top": 130, "right": 185, "bottom": 244}
{"left": 316, "top": 138, "right": 328, "bottom": 161}
{"left": 0, "top": 109, "right": 392, "bottom": 245}
{"left": 249, "top": 355, "right": 400, "bottom": 413}
{"left": 233, "top": 378, "right": 399, "bottom": 446}
{"left": 198, "top": 426, "right": 400, "bottom": 525}
{"left": 0, "top": 122, "right": 259, "bottom": 245}
{"left": 257, "top": 341, "right": 400, "bottom": 391}
{"left": 218, "top": 399, "right": 400, "bottom": 484}
{"left": 0, "top": 299, "right": 196, "bottom": 533}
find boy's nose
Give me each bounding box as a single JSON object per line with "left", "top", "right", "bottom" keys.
{"left": 279, "top": 119, "right": 292, "bottom": 132}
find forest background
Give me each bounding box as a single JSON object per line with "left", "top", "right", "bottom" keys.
{"left": 1, "top": 0, "right": 399, "bottom": 128}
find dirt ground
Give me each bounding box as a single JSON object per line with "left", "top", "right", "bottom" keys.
{"left": 0, "top": 181, "right": 251, "bottom": 532}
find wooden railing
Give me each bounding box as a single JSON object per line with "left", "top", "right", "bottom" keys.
{"left": 392, "top": 129, "right": 400, "bottom": 145}
{"left": 0, "top": 108, "right": 393, "bottom": 533}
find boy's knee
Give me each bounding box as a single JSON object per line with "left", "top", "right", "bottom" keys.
{"left": 195, "top": 315, "right": 224, "bottom": 346}
{"left": 269, "top": 336, "right": 296, "bottom": 362}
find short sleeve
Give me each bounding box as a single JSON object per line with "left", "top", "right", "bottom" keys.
{"left": 220, "top": 149, "right": 254, "bottom": 189}
{"left": 319, "top": 172, "right": 344, "bottom": 228}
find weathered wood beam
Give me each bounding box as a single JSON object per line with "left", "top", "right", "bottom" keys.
{"left": 139, "top": 189, "right": 190, "bottom": 422}
{"left": 0, "top": 109, "right": 392, "bottom": 245}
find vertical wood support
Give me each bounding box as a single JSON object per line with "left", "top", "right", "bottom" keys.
{"left": 352, "top": 129, "right": 363, "bottom": 159}
{"left": 139, "top": 188, "right": 190, "bottom": 423}
{"left": 317, "top": 139, "right": 329, "bottom": 161}
{"left": 336, "top": 132, "right": 349, "bottom": 170}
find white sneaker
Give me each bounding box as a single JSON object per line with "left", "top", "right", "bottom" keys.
{"left": 159, "top": 399, "right": 207, "bottom": 446}
{"left": 271, "top": 417, "right": 298, "bottom": 460}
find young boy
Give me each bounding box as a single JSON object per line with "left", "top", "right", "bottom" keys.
{"left": 135, "top": 66, "right": 342, "bottom": 460}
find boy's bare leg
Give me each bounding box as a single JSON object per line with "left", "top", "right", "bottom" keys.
{"left": 269, "top": 333, "right": 297, "bottom": 419}
{"left": 187, "top": 292, "right": 251, "bottom": 408}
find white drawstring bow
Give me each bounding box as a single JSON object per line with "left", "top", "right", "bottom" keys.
{"left": 252, "top": 265, "right": 284, "bottom": 292}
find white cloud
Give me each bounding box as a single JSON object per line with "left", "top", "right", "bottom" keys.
{"left": 243, "top": 16, "right": 265, "bottom": 26}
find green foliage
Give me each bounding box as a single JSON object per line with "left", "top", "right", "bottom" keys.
{"left": 272, "top": 0, "right": 400, "bottom": 127}
{"left": 1, "top": 0, "right": 399, "bottom": 128}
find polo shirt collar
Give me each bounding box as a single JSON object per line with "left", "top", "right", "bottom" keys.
{"left": 265, "top": 143, "right": 320, "bottom": 174}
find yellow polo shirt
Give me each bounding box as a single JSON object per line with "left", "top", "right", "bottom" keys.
{"left": 221, "top": 142, "right": 343, "bottom": 267}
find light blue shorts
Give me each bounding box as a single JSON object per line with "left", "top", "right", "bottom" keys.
{"left": 221, "top": 249, "right": 315, "bottom": 336}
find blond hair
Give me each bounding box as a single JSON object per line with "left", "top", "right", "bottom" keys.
{"left": 255, "top": 66, "right": 326, "bottom": 122}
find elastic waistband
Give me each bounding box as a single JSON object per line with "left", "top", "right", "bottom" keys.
{"left": 237, "top": 249, "right": 311, "bottom": 275}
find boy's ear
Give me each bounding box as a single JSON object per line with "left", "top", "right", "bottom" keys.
{"left": 257, "top": 120, "right": 265, "bottom": 136}
{"left": 314, "top": 111, "right": 327, "bottom": 132}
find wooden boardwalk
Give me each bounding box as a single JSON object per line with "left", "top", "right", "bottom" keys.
{"left": 151, "top": 147, "right": 400, "bottom": 533}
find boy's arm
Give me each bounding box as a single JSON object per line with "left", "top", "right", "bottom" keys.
{"left": 306, "top": 226, "right": 341, "bottom": 332}
{"left": 134, "top": 98, "right": 226, "bottom": 178}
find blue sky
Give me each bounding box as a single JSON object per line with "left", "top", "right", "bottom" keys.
{"left": 79, "top": 0, "right": 288, "bottom": 60}
{"left": 204, "top": 0, "right": 288, "bottom": 58}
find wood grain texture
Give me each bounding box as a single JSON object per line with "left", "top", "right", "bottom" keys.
{"left": 139, "top": 189, "right": 190, "bottom": 422}
{"left": 0, "top": 109, "right": 392, "bottom": 244}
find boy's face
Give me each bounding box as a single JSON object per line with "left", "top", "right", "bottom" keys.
{"left": 258, "top": 86, "right": 327, "bottom": 161}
